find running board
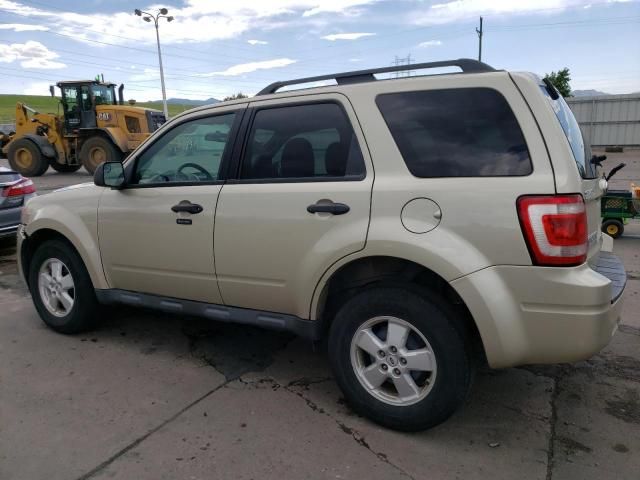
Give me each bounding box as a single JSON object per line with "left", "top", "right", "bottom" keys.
{"left": 95, "top": 289, "right": 322, "bottom": 340}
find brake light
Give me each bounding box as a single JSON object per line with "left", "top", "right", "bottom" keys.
{"left": 517, "top": 194, "right": 587, "bottom": 266}
{"left": 2, "top": 179, "right": 36, "bottom": 197}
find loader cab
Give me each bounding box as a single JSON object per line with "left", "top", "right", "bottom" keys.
{"left": 57, "top": 81, "right": 118, "bottom": 132}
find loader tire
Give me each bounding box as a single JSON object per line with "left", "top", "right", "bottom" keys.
{"left": 8, "top": 138, "right": 49, "bottom": 177}
{"left": 79, "top": 136, "right": 122, "bottom": 175}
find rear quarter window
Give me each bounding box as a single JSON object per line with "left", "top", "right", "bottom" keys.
{"left": 376, "top": 88, "right": 532, "bottom": 177}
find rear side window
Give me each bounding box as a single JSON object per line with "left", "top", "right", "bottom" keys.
{"left": 240, "top": 103, "right": 365, "bottom": 181}
{"left": 376, "top": 88, "right": 532, "bottom": 177}
{"left": 540, "top": 85, "right": 595, "bottom": 179}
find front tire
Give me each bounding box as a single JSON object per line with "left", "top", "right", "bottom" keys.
{"left": 7, "top": 138, "right": 49, "bottom": 177}
{"left": 28, "top": 239, "right": 99, "bottom": 334}
{"left": 79, "top": 136, "right": 122, "bottom": 175}
{"left": 328, "top": 286, "right": 472, "bottom": 431}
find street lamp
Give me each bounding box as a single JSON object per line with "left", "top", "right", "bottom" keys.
{"left": 134, "top": 7, "right": 174, "bottom": 120}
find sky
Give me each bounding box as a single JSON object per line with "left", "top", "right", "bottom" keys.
{"left": 0, "top": 0, "right": 639, "bottom": 101}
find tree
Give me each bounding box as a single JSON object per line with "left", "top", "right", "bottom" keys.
{"left": 223, "top": 92, "right": 249, "bottom": 101}
{"left": 544, "top": 68, "right": 572, "bottom": 98}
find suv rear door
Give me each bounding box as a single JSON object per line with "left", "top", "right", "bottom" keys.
{"left": 214, "top": 94, "right": 373, "bottom": 319}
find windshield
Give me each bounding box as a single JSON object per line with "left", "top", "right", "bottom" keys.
{"left": 92, "top": 84, "right": 116, "bottom": 106}
{"left": 540, "top": 85, "right": 596, "bottom": 179}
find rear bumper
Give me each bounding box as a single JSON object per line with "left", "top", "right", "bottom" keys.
{"left": 0, "top": 207, "right": 21, "bottom": 238}
{"left": 452, "top": 253, "right": 626, "bottom": 368}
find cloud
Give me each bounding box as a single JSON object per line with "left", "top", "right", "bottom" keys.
{"left": 195, "top": 58, "right": 297, "bottom": 77}
{"left": 0, "top": 23, "right": 49, "bottom": 32}
{"left": 418, "top": 40, "right": 442, "bottom": 48}
{"left": 247, "top": 39, "right": 268, "bottom": 45}
{"left": 0, "top": 0, "right": 382, "bottom": 46}
{"left": 322, "top": 32, "right": 376, "bottom": 41}
{"left": 412, "top": 0, "right": 632, "bottom": 25}
{"left": 0, "top": 40, "right": 66, "bottom": 69}
{"left": 129, "top": 68, "right": 159, "bottom": 81}
{"left": 23, "top": 81, "right": 52, "bottom": 95}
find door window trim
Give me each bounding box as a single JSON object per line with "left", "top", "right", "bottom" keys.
{"left": 226, "top": 99, "right": 367, "bottom": 185}
{"left": 121, "top": 108, "right": 246, "bottom": 189}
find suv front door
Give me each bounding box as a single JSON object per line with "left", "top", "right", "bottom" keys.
{"left": 98, "top": 105, "right": 245, "bottom": 303}
{"left": 214, "top": 95, "right": 373, "bottom": 318}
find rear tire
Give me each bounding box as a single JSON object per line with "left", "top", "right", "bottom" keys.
{"left": 602, "top": 219, "right": 624, "bottom": 239}
{"left": 79, "top": 136, "right": 122, "bottom": 175}
{"left": 7, "top": 138, "right": 49, "bottom": 176}
{"left": 328, "top": 285, "right": 473, "bottom": 431}
{"left": 50, "top": 162, "right": 82, "bottom": 173}
{"left": 28, "top": 239, "right": 99, "bottom": 334}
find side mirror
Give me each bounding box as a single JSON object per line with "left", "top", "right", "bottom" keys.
{"left": 94, "top": 162, "right": 125, "bottom": 188}
{"left": 49, "top": 85, "right": 55, "bottom": 97}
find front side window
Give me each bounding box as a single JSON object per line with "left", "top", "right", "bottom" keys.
{"left": 92, "top": 85, "right": 115, "bottom": 106}
{"left": 133, "top": 113, "right": 236, "bottom": 185}
{"left": 240, "top": 103, "right": 365, "bottom": 181}
{"left": 376, "top": 88, "right": 532, "bottom": 177}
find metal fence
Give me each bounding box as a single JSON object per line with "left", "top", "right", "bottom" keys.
{"left": 567, "top": 94, "right": 640, "bottom": 147}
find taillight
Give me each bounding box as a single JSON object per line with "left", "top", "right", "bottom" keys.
{"left": 2, "top": 179, "right": 36, "bottom": 197}
{"left": 517, "top": 194, "right": 587, "bottom": 266}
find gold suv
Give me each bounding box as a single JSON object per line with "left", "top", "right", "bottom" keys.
{"left": 18, "top": 59, "right": 626, "bottom": 431}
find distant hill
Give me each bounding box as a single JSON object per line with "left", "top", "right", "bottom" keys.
{"left": 160, "top": 98, "right": 220, "bottom": 106}
{"left": 0, "top": 94, "right": 200, "bottom": 122}
{"left": 571, "top": 89, "right": 610, "bottom": 97}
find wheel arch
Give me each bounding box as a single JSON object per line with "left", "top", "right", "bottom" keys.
{"left": 96, "top": 127, "right": 128, "bottom": 153}
{"left": 313, "top": 255, "right": 488, "bottom": 365}
{"left": 17, "top": 134, "right": 57, "bottom": 159}
{"left": 22, "top": 221, "right": 108, "bottom": 291}
{"left": 5, "top": 133, "right": 57, "bottom": 159}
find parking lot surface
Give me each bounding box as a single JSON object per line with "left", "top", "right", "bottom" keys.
{"left": 1, "top": 153, "right": 639, "bottom": 480}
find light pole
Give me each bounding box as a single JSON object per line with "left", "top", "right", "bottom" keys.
{"left": 134, "top": 8, "right": 173, "bottom": 120}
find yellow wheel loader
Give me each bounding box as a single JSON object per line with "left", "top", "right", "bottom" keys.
{"left": 0, "top": 80, "right": 165, "bottom": 176}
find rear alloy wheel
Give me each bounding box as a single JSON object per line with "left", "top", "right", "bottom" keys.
{"left": 328, "top": 285, "right": 473, "bottom": 431}
{"left": 350, "top": 316, "right": 437, "bottom": 406}
{"left": 79, "top": 136, "right": 122, "bottom": 175}
{"left": 7, "top": 138, "right": 49, "bottom": 176}
{"left": 602, "top": 219, "right": 624, "bottom": 239}
{"left": 28, "top": 239, "right": 100, "bottom": 334}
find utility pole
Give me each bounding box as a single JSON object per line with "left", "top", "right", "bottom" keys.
{"left": 392, "top": 54, "right": 414, "bottom": 78}
{"left": 476, "top": 16, "right": 483, "bottom": 62}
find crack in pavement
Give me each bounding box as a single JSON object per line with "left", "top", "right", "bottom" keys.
{"left": 75, "top": 381, "right": 231, "bottom": 480}
{"left": 238, "top": 375, "right": 416, "bottom": 480}
{"left": 74, "top": 321, "right": 298, "bottom": 479}
{"left": 545, "top": 377, "right": 560, "bottom": 480}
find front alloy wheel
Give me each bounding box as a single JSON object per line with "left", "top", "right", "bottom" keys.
{"left": 38, "top": 258, "right": 75, "bottom": 317}
{"left": 29, "top": 239, "right": 100, "bottom": 334}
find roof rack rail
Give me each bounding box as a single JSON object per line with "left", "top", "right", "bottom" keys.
{"left": 256, "top": 58, "right": 495, "bottom": 96}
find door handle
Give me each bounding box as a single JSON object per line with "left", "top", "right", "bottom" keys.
{"left": 171, "top": 201, "right": 203, "bottom": 214}
{"left": 307, "top": 202, "right": 350, "bottom": 215}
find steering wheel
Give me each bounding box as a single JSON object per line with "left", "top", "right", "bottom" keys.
{"left": 177, "top": 162, "right": 213, "bottom": 180}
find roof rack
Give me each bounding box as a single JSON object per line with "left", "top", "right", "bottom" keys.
{"left": 256, "top": 58, "right": 495, "bottom": 96}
